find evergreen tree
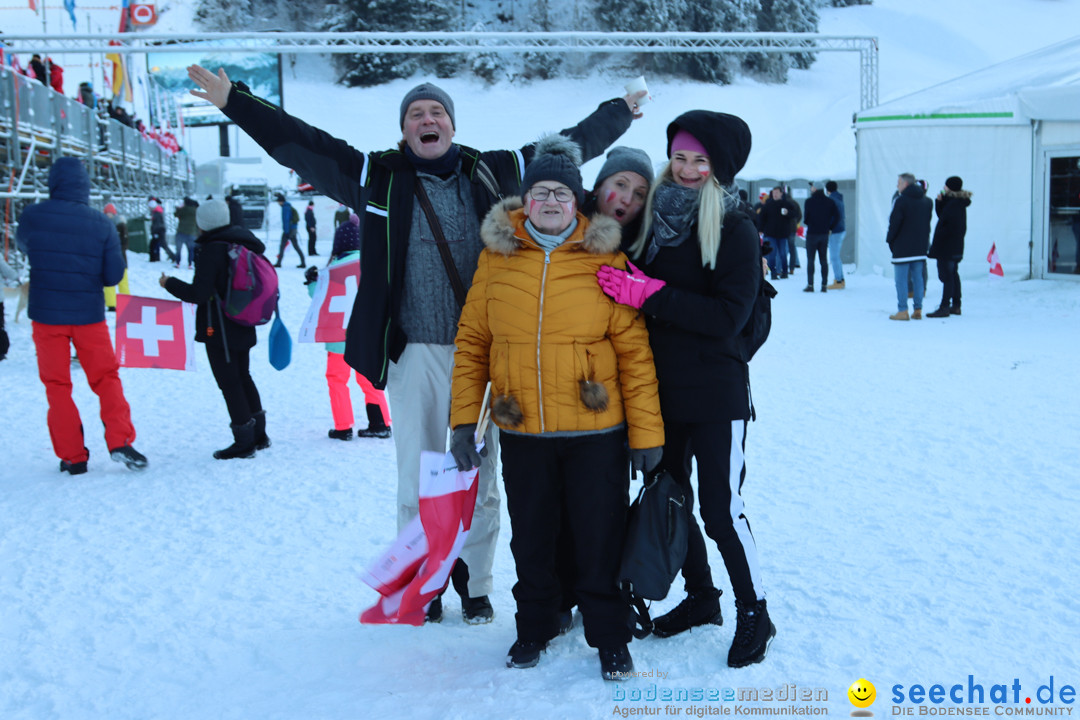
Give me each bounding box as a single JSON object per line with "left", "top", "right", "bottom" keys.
{"left": 193, "top": 0, "right": 254, "bottom": 31}
{"left": 743, "top": 0, "right": 819, "bottom": 81}
{"left": 320, "top": 0, "right": 458, "bottom": 86}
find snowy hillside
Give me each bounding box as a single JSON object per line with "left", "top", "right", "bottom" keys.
{"left": 3, "top": 2, "right": 1080, "bottom": 719}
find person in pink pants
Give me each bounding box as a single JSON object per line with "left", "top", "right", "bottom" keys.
{"left": 306, "top": 215, "right": 392, "bottom": 440}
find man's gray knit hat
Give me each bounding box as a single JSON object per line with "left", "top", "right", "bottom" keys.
{"left": 399, "top": 83, "right": 456, "bottom": 129}
{"left": 196, "top": 199, "right": 230, "bottom": 232}
{"left": 593, "top": 146, "right": 654, "bottom": 189}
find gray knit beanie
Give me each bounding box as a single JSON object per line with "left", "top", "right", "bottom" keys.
{"left": 196, "top": 199, "right": 230, "bottom": 232}
{"left": 593, "top": 146, "right": 654, "bottom": 189}
{"left": 399, "top": 83, "right": 456, "bottom": 129}
{"left": 521, "top": 135, "right": 585, "bottom": 207}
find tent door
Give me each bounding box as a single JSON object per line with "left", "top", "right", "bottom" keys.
{"left": 1045, "top": 151, "right": 1080, "bottom": 276}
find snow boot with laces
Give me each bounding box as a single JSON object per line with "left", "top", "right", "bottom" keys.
{"left": 727, "top": 598, "right": 777, "bottom": 668}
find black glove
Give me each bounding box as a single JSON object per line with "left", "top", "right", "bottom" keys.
{"left": 304, "top": 266, "right": 319, "bottom": 285}
{"left": 450, "top": 424, "right": 483, "bottom": 472}
{"left": 629, "top": 446, "right": 662, "bottom": 479}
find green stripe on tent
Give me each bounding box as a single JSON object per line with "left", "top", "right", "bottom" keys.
{"left": 857, "top": 112, "right": 1014, "bottom": 122}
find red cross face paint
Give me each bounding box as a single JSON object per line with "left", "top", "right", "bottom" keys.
{"left": 671, "top": 151, "right": 712, "bottom": 190}
{"left": 596, "top": 171, "right": 649, "bottom": 227}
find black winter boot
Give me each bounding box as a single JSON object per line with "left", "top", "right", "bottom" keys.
{"left": 252, "top": 410, "right": 271, "bottom": 450}
{"left": 356, "top": 403, "right": 392, "bottom": 439}
{"left": 214, "top": 418, "right": 256, "bottom": 459}
{"left": 0, "top": 301, "right": 9, "bottom": 361}
{"left": 652, "top": 588, "right": 723, "bottom": 638}
{"left": 727, "top": 598, "right": 777, "bottom": 668}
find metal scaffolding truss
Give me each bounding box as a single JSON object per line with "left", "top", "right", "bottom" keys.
{"left": 6, "top": 31, "right": 879, "bottom": 109}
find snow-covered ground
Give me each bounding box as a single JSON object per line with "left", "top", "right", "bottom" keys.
{"left": 3, "top": 1, "right": 1080, "bottom": 719}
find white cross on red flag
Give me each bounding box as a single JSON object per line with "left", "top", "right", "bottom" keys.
{"left": 298, "top": 259, "right": 360, "bottom": 343}
{"left": 115, "top": 295, "right": 196, "bottom": 370}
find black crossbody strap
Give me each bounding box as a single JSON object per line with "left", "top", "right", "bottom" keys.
{"left": 414, "top": 177, "right": 468, "bottom": 309}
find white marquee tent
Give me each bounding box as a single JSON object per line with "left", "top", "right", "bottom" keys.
{"left": 854, "top": 36, "right": 1080, "bottom": 280}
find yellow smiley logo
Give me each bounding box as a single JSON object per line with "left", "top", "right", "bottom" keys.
{"left": 848, "top": 679, "right": 876, "bottom": 708}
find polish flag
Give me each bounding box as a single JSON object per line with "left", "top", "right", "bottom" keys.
{"left": 297, "top": 259, "right": 360, "bottom": 343}
{"left": 115, "top": 295, "right": 196, "bottom": 370}
{"left": 360, "top": 449, "right": 480, "bottom": 625}
{"left": 987, "top": 243, "right": 1004, "bottom": 277}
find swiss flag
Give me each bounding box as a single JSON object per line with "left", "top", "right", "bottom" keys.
{"left": 115, "top": 295, "right": 196, "bottom": 370}
{"left": 298, "top": 259, "right": 360, "bottom": 343}
{"left": 987, "top": 243, "right": 1004, "bottom": 277}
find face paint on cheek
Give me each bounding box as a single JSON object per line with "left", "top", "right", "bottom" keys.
{"left": 606, "top": 191, "right": 618, "bottom": 204}
{"left": 528, "top": 198, "right": 541, "bottom": 215}
{"left": 698, "top": 165, "right": 710, "bottom": 177}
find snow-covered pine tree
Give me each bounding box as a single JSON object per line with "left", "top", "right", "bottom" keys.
{"left": 320, "top": 0, "right": 459, "bottom": 86}
{"left": 596, "top": 0, "right": 689, "bottom": 76}
{"left": 829, "top": 0, "right": 871, "bottom": 6}
{"left": 680, "top": 0, "right": 758, "bottom": 84}
{"left": 743, "top": 0, "right": 819, "bottom": 81}
{"left": 193, "top": 0, "right": 255, "bottom": 31}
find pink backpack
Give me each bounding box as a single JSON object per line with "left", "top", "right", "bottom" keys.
{"left": 221, "top": 244, "right": 279, "bottom": 326}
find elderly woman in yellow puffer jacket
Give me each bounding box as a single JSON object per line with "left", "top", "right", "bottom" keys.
{"left": 449, "top": 135, "right": 664, "bottom": 682}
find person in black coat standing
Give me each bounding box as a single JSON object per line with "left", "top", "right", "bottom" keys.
{"left": 801, "top": 184, "right": 839, "bottom": 292}
{"left": 927, "top": 176, "right": 972, "bottom": 318}
{"left": 304, "top": 200, "right": 318, "bottom": 256}
{"left": 760, "top": 187, "right": 799, "bottom": 280}
{"left": 159, "top": 199, "right": 270, "bottom": 459}
{"left": 886, "top": 173, "right": 932, "bottom": 320}
{"left": 600, "top": 110, "right": 776, "bottom": 669}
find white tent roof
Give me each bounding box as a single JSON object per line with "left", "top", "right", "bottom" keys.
{"left": 857, "top": 35, "right": 1080, "bottom": 124}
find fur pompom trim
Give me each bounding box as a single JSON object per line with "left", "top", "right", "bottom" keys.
{"left": 492, "top": 394, "right": 524, "bottom": 428}
{"left": 579, "top": 379, "right": 609, "bottom": 413}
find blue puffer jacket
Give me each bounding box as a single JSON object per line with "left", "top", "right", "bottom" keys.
{"left": 16, "top": 157, "right": 125, "bottom": 325}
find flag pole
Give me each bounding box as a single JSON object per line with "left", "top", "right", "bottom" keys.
{"left": 474, "top": 382, "right": 492, "bottom": 445}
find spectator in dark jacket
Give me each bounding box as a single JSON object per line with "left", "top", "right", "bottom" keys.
{"left": 886, "top": 173, "right": 932, "bottom": 320}
{"left": 226, "top": 193, "right": 244, "bottom": 227}
{"left": 16, "top": 157, "right": 148, "bottom": 475}
{"left": 801, "top": 185, "right": 839, "bottom": 292}
{"left": 161, "top": 199, "right": 270, "bottom": 459}
{"left": 102, "top": 203, "right": 131, "bottom": 311}
{"left": 148, "top": 197, "right": 178, "bottom": 263}
{"left": 29, "top": 54, "right": 47, "bottom": 85}
{"left": 304, "top": 200, "right": 318, "bottom": 256}
{"left": 173, "top": 197, "right": 199, "bottom": 269}
{"left": 760, "top": 187, "right": 799, "bottom": 279}
{"left": 927, "top": 176, "right": 972, "bottom": 317}
{"left": 825, "top": 181, "right": 847, "bottom": 289}
{"left": 273, "top": 193, "right": 305, "bottom": 268}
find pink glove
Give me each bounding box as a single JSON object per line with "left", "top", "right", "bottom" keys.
{"left": 596, "top": 260, "right": 665, "bottom": 309}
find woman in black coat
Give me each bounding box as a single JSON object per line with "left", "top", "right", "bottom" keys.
{"left": 159, "top": 199, "right": 270, "bottom": 458}
{"left": 927, "top": 176, "right": 972, "bottom": 318}
{"left": 597, "top": 111, "right": 775, "bottom": 669}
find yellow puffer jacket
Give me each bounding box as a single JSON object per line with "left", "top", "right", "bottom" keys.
{"left": 451, "top": 198, "right": 664, "bottom": 450}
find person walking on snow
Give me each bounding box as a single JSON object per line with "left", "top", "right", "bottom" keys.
{"left": 273, "top": 193, "right": 305, "bottom": 268}
{"left": 16, "top": 157, "right": 148, "bottom": 475}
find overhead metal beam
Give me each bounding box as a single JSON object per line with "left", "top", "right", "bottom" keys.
{"left": 5, "top": 31, "right": 878, "bottom": 108}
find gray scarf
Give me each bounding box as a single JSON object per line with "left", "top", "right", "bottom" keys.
{"left": 645, "top": 181, "right": 741, "bottom": 264}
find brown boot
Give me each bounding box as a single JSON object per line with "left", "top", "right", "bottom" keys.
{"left": 889, "top": 310, "right": 910, "bottom": 321}
{"left": 827, "top": 279, "right": 845, "bottom": 290}
{"left": 912, "top": 309, "right": 923, "bottom": 320}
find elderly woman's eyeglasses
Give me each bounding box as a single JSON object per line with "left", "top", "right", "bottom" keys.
{"left": 527, "top": 186, "right": 575, "bottom": 203}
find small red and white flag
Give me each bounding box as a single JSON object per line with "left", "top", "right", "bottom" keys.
{"left": 298, "top": 259, "right": 360, "bottom": 343}
{"left": 360, "top": 449, "right": 481, "bottom": 625}
{"left": 987, "top": 243, "right": 1004, "bottom": 277}
{"left": 115, "top": 295, "right": 196, "bottom": 370}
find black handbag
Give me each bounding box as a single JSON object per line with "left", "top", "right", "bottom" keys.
{"left": 617, "top": 469, "right": 689, "bottom": 638}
